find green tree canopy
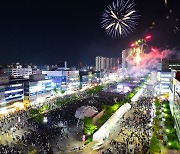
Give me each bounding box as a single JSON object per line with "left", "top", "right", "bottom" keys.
{"left": 29, "top": 108, "right": 39, "bottom": 116}
{"left": 149, "top": 135, "right": 161, "bottom": 153}
{"left": 84, "top": 117, "right": 98, "bottom": 135}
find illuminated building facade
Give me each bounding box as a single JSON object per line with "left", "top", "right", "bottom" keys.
{"left": 24, "top": 79, "right": 54, "bottom": 106}
{"left": 156, "top": 72, "right": 171, "bottom": 94}
{"left": 42, "top": 70, "right": 80, "bottom": 91}
{"left": 79, "top": 71, "right": 100, "bottom": 88}
{"left": 0, "top": 82, "right": 24, "bottom": 112}
{"left": 169, "top": 70, "right": 180, "bottom": 142}
{"left": 3, "top": 63, "right": 41, "bottom": 79}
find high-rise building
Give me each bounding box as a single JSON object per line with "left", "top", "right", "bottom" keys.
{"left": 122, "top": 49, "right": 131, "bottom": 69}
{"left": 95, "top": 56, "right": 119, "bottom": 71}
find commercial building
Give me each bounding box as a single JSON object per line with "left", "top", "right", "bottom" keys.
{"left": 0, "top": 73, "right": 55, "bottom": 111}
{"left": 95, "top": 56, "right": 119, "bottom": 71}
{"left": 169, "top": 70, "right": 180, "bottom": 142}
{"left": 42, "top": 70, "right": 79, "bottom": 91}
{"left": 24, "top": 79, "right": 54, "bottom": 107}
{"left": 0, "top": 75, "right": 24, "bottom": 114}
{"left": 155, "top": 71, "right": 171, "bottom": 94}
{"left": 79, "top": 71, "right": 101, "bottom": 88}
{"left": 3, "top": 63, "right": 41, "bottom": 79}
{"left": 29, "top": 74, "right": 45, "bottom": 81}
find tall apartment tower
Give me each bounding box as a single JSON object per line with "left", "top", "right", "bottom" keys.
{"left": 122, "top": 49, "right": 131, "bottom": 69}
{"left": 96, "top": 56, "right": 119, "bottom": 71}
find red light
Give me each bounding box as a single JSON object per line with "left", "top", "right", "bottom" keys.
{"left": 145, "top": 35, "right": 152, "bottom": 40}
{"left": 131, "top": 43, "right": 135, "bottom": 47}
{"left": 151, "top": 48, "right": 157, "bottom": 52}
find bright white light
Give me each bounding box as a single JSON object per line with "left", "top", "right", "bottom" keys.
{"left": 43, "top": 117, "right": 48, "bottom": 123}
{"left": 5, "top": 89, "right": 23, "bottom": 94}
{"left": 36, "top": 97, "right": 44, "bottom": 103}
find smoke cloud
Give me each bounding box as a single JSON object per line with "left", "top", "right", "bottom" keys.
{"left": 125, "top": 49, "right": 173, "bottom": 77}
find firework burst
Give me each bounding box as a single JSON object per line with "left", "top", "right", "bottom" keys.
{"left": 101, "top": 0, "right": 140, "bottom": 38}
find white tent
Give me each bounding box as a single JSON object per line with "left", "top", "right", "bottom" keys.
{"left": 75, "top": 106, "right": 98, "bottom": 119}
{"left": 93, "top": 103, "right": 131, "bottom": 141}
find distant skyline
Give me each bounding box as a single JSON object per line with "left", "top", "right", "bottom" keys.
{"left": 0, "top": 0, "right": 179, "bottom": 67}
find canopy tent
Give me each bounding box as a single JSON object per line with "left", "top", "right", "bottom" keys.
{"left": 75, "top": 106, "right": 98, "bottom": 119}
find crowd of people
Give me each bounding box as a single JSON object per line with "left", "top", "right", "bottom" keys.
{"left": 102, "top": 89, "right": 154, "bottom": 154}
{"left": 0, "top": 109, "right": 31, "bottom": 153}
{"left": 0, "top": 81, "right": 155, "bottom": 154}
{"left": 0, "top": 83, "right": 127, "bottom": 153}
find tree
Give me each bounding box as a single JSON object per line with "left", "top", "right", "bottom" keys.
{"left": 84, "top": 117, "right": 98, "bottom": 135}
{"left": 84, "top": 124, "right": 98, "bottom": 135}
{"left": 56, "top": 100, "right": 62, "bottom": 106}
{"left": 128, "top": 92, "right": 135, "bottom": 99}
{"left": 155, "top": 99, "right": 161, "bottom": 108}
{"left": 34, "top": 114, "right": 44, "bottom": 123}
{"left": 29, "top": 108, "right": 44, "bottom": 123}
{"left": 29, "top": 109, "right": 39, "bottom": 117}
{"left": 39, "top": 104, "right": 50, "bottom": 114}
{"left": 149, "top": 135, "right": 161, "bottom": 153}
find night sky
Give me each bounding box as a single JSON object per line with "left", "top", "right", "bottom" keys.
{"left": 0, "top": 0, "right": 179, "bottom": 67}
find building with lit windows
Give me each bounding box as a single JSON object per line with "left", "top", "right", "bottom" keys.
{"left": 95, "top": 56, "right": 119, "bottom": 71}
{"left": 0, "top": 75, "right": 24, "bottom": 113}
{"left": 155, "top": 72, "right": 171, "bottom": 94}
{"left": 3, "top": 63, "right": 41, "bottom": 79}
{"left": 42, "top": 70, "right": 80, "bottom": 91}
{"left": 169, "top": 70, "right": 180, "bottom": 142}
{"left": 24, "top": 79, "right": 54, "bottom": 106}
{"left": 79, "top": 71, "right": 101, "bottom": 88}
